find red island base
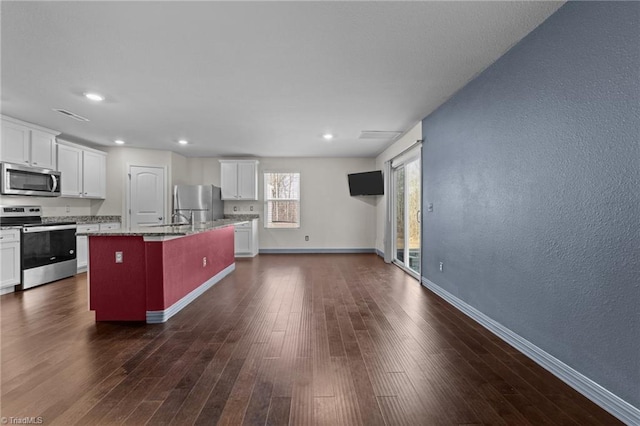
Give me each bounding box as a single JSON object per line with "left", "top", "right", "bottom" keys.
{"left": 88, "top": 225, "right": 235, "bottom": 323}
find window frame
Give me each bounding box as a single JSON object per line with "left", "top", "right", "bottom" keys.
{"left": 263, "top": 171, "right": 301, "bottom": 229}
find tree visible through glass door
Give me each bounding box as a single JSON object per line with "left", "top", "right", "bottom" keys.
{"left": 393, "top": 157, "right": 421, "bottom": 276}
{"left": 406, "top": 159, "right": 421, "bottom": 275}
{"left": 395, "top": 166, "right": 405, "bottom": 263}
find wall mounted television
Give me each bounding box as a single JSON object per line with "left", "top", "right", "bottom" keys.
{"left": 348, "top": 170, "right": 384, "bottom": 196}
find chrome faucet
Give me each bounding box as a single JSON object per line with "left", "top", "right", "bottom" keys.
{"left": 171, "top": 210, "right": 194, "bottom": 224}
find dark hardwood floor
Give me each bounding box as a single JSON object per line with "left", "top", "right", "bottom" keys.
{"left": 1, "top": 254, "right": 622, "bottom": 425}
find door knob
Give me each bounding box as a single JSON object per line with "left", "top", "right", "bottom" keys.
{"left": 158, "top": 217, "right": 163, "bottom": 220}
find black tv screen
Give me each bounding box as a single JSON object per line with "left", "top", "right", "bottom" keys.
{"left": 348, "top": 170, "right": 384, "bottom": 196}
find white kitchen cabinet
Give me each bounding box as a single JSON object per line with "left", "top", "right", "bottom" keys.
{"left": 234, "top": 219, "right": 259, "bottom": 257}
{"left": 57, "top": 140, "right": 107, "bottom": 199}
{"left": 99, "top": 222, "right": 121, "bottom": 231}
{"left": 82, "top": 150, "right": 106, "bottom": 198}
{"left": 1, "top": 116, "right": 59, "bottom": 169}
{"left": 30, "top": 130, "right": 57, "bottom": 169}
{"left": 57, "top": 144, "right": 83, "bottom": 197}
{"left": 76, "top": 224, "right": 99, "bottom": 271}
{"left": 0, "top": 229, "right": 21, "bottom": 293}
{"left": 76, "top": 223, "right": 119, "bottom": 272}
{"left": 220, "top": 160, "right": 259, "bottom": 200}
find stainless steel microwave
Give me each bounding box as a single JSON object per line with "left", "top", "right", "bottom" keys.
{"left": 1, "top": 162, "right": 61, "bottom": 197}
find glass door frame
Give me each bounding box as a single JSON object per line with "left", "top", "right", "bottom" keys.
{"left": 391, "top": 150, "right": 422, "bottom": 280}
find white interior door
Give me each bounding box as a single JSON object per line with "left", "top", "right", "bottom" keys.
{"left": 129, "top": 166, "right": 166, "bottom": 227}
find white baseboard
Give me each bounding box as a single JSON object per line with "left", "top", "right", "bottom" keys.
{"left": 0, "top": 286, "right": 16, "bottom": 295}
{"left": 421, "top": 277, "right": 640, "bottom": 425}
{"left": 259, "top": 248, "right": 376, "bottom": 254}
{"left": 146, "top": 263, "right": 235, "bottom": 324}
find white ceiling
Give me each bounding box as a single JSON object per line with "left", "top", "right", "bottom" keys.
{"left": 1, "top": 1, "right": 563, "bottom": 158}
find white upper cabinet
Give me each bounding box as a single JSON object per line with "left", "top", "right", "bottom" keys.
{"left": 82, "top": 150, "right": 106, "bottom": 198}
{"left": 57, "top": 140, "right": 107, "bottom": 199}
{"left": 57, "top": 144, "right": 83, "bottom": 197}
{"left": 1, "top": 121, "right": 29, "bottom": 165}
{"left": 220, "top": 162, "right": 238, "bottom": 200}
{"left": 30, "top": 130, "right": 57, "bottom": 169}
{"left": 0, "top": 116, "right": 59, "bottom": 169}
{"left": 219, "top": 160, "right": 259, "bottom": 200}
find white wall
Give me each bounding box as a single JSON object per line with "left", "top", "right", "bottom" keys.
{"left": 96, "top": 147, "right": 192, "bottom": 225}
{"left": 184, "top": 157, "right": 221, "bottom": 186}
{"left": 186, "top": 157, "right": 377, "bottom": 250}
{"left": 374, "top": 121, "right": 422, "bottom": 253}
{"left": 7, "top": 141, "right": 379, "bottom": 250}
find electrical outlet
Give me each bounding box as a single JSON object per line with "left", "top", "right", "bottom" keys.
{"left": 305, "top": 235, "right": 309, "bottom": 241}
{"left": 250, "top": 206, "right": 254, "bottom": 211}
{"left": 202, "top": 257, "right": 207, "bottom": 267}
{"left": 65, "top": 205, "right": 71, "bottom": 213}
{"left": 233, "top": 206, "right": 237, "bottom": 212}
{"left": 115, "top": 252, "right": 123, "bottom": 263}
{"left": 428, "top": 203, "right": 434, "bottom": 212}
{"left": 439, "top": 262, "right": 444, "bottom": 272}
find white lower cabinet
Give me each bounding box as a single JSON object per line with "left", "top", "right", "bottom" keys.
{"left": 99, "top": 222, "right": 121, "bottom": 232}
{"left": 76, "top": 224, "right": 99, "bottom": 271}
{"left": 76, "top": 222, "right": 120, "bottom": 271}
{"left": 0, "top": 229, "right": 21, "bottom": 294}
{"left": 234, "top": 219, "right": 259, "bottom": 257}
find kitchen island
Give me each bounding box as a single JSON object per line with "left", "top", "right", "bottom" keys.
{"left": 78, "top": 220, "right": 244, "bottom": 323}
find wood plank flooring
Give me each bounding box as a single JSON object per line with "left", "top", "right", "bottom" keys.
{"left": 1, "top": 254, "right": 622, "bottom": 425}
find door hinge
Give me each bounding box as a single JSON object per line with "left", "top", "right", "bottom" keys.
{"left": 129, "top": 209, "right": 131, "bottom": 215}
{"left": 128, "top": 173, "right": 131, "bottom": 179}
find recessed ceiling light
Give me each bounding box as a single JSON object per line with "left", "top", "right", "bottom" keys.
{"left": 114, "top": 139, "right": 125, "bottom": 145}
{"left": 178, "top": 139, "right": 189, "bottom": 145}
{"left": 322, "top": 133, "right": 334, "bottom": 140}
{"left": 84, "top": 92, "right": 105, "bottom": 102}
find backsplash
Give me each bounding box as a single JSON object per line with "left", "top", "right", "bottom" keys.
{"left": 0, "top": 196, "right": 96, "bottom": 216}
{"left": 223, "top": 201, "right": 260, "bottom": 215}
{"left": 223, "top": 213, "right": 260, "bottom": 221}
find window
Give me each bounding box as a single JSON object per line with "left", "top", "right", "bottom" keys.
{"left": 264, "top": 172, "right": 300, "bottom": 228}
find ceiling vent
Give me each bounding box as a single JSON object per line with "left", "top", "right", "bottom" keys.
{"left": 359, "top": 130, "right": 402, "bottom": 140}
{"left": 53, "top": 109, "right": 90, "bottom": 122}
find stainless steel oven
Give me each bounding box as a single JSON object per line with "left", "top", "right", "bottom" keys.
{"left": 1, "top": 162, "right": 61, "bottom": 197}
{"left": 0, "top": 205, "right": 76, "bottom": 290}
{"left": 21, "top": 222, "right": 77, "bottom": 289}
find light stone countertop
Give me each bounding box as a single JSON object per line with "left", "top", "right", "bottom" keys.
{"left": 76, "top": 219, "right": 247, "bottom": 237}
{"left": 43, "top": 215, "right": 122, "bottom": 224}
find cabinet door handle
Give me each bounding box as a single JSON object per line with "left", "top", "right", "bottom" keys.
{"left": 33, "top": 162, "right": 38, "bottom": 165}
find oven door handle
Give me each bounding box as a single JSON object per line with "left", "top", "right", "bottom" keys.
{"left": 23, "top": 224, "right": 77, "bottom": 233}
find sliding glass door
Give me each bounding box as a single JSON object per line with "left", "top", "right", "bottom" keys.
{"left": 392, "top": 156, "right": 421, "bottom": 276}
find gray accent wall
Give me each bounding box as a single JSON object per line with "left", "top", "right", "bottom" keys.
{"left": 421, "top": 2, "right": 639, "bottom": 408}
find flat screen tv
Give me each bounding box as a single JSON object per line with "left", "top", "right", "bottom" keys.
{"left": 348, "top": 170, "right": 384, "bottom": 196}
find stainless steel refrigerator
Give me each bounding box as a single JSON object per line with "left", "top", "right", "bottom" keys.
{"left": 173, "top": 185, "right": 224, "bottom": 223}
